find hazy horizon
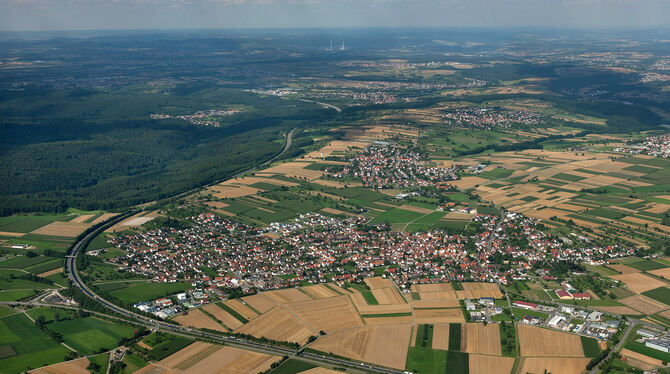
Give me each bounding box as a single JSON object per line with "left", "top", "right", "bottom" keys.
{"left": 1, "top": 0, "right": 669, "bottom": 32}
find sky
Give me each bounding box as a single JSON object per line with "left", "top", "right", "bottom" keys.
{"left": 0, "top": 0, "right": 669, "bottom": 31}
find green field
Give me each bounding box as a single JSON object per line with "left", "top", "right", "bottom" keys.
{"left": 140, "top": 333, "right": 194, "bottom": 361}
{"left": 580, "top": 336, "right": 601, "bottom": 358}
{"left": 0, "top": 289, "right": 38, "bottom": 301}
{"left": 347, "top": 283, "right": 379, "bottom": 305}
{"left": 625, "top": 259, "right": 668, "bottom": 272}
{"left": 120, "top": 351, "right": 148, "bottom": 373}
{"left": 0, "top": 215, "right": 66, "bottom": 233}
{"left": 107, "top": 281, "right": 192, "bottom": 305}
{"left": 446, "top": 351, "right": 469, "bottom": 374}
{"left": 271, "top": 358, "right": 317, "bottom": 374}
{"left": 0, "top": 255, "right": 55, "bottom": 269}
{"left": 0, "top": 313, "right": 69, "bottom": 374}
{"left": 0, "top": 305, "right": 16, "bottom": 318}
{"left": 87, "top": 353, "right": 110, "bottom": 374}
{"left": 369, "top": 208, "right": 424, "bottom": 224}
{"left": 642, "top": 287, "right": 670, "bottom": 306}
{"left": 449, "top": 323, "right": 461, "bottom": 351}
{"left": 405, "top": 324, "right": 448, "bottom": 374}
{"left": 46, "top": 317, "right": 135, "bottom": 355}
{"left": 26, "top": 307, "right": 75, "bottom": 324}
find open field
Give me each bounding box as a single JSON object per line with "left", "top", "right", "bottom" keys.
{"left": 235, "top": 306, "right": 314, "bottom": 344}
{"left": 30, "top": 222, "right": 91, "bottom": 237}
{"left": 365, "top": 277, "right": 395, "bottom": 290}
{"left": 611, "top": 273, "right": 667, "bottom": 294}
{"left": 241, "top": 294, "right": 277, "bottom": 313}
{"left": 349, "top": 292, "right": 412, "bottom": 315}
{"left": 431, "top": 324, "right": 451, "bottom": 351}
{"left": 173, "top": 309, "right": 228, "bottom": 333}
{"left": 517, "top": 324, "right": 584, "bottom": 357}
{"left": 461, "top": 323, "right": 502, "bottom": 355}
{"left": 619, "top": 294, "right": 669, "bottom": 314}
{"left": 413, "top": 308, "right": 465, "bottom": 324}
{"left": 621, "top": 348, "right": 663, "bottom": 369}
{"left": 409, "top": 283, "right": 460, "bottom": 308}
{"left": 46, "top": 317, "right": 135, "bottom": 355}
{"left": 469, "top": 354, "right": 515, "bottom": 374}
{"left": 31, "top": 357, "right": 90, "bottom": 374}
{"left": 286, "top": 295, "right": 363, "bottom": 333}
{"left": 265, "top": 288, "right": 313, "bottom": 304}
{"left": 302, "top": 284, "right": 339, "bottom": 299}
{"left": 310, "top": 324, "right": 411, "bottom": 370}
{"left": 137, "top": 341, "right": 280, "bottom": 374}
{"left": 650, "top": 267, "right": 670, "bottom": 279}
{"left": 371, "top": 287, "right": 405, "bottom": 305}
{"left": 609, "top": 264, "right": 640, "bottom": 274}
{"left": 202, "top": 303, "right": 242, "bottom": 330}
{"left": 224, "top": 299, "right": 260, "bottom": 321}
{"left": 517, "top": 357, "right": 591, "bottom": 374}
{"left": 363, "top": 316, "right": 412, "bottom": 325}
{"left": 457, "top": 282, "right": 503, "bottom": 299}
{"left": 593, "top": 306, "right": 643, "bottom": 315}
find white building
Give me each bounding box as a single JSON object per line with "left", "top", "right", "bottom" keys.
{"left": 646, "top": 339, "right": 670, "bottom": 353}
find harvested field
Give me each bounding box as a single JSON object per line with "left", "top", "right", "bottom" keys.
{"left": 30, "top": 221, "right": 91, "bottom": 237}
{"left": 31, "top": 357, "right": 90, "bottom": 374}
{"left": 265, "top": 288, "right": 313, "bottom": 304}
{"left": 311, "top": 179, "right": 362, "bottom": 188}
{"left": 469, "top": 354, "right": 515, "bottom": 374}
{"left": 241, "top": 294, "right": 277, "bottom": 313}
{"left": 398, "top": 204, "right": 434, "bottom": 214}
{"left": 619, "top": 294, "right": 669, "bottom": 314}
{"left": 154, "top": 341, "right": 212, "bottom": 369}
{"left": 594, "top": 306, "right": 643, "bottom": 315}
{"left": 363, "top": 316, "right": 412, "bottom": 325}
{"left": 365, "top": 277, "right": 395, "bottom": 289}
{"left": 458, "top": 283, "right": 503, "bottom": 299}
{"left": 517, "top": 324, "right": 584, "bottom": 357}
{"left": 611, "top": 273, "right": 667, "bottom": 294}
{"left": 461, "top": 323, "right": 502, "bottom": 355}
{"left": 262, "top": 162, "right": 325, "bottom": 180}
{"left": 90, "top": 213, "right": 117, "bottom": 224}
{"left": 431, "top": 323, "right": 451, "bottom": 351}
{"left": 37, "top": 268, "right": 62, "bottom": 277}
{"left": 187, "top": 346, "right": 279, "bottom": 374}
{"left": 448, "top": 177, "right": 488, "bottom": 189}
{"left": 517, "top": 357, "right": 591, "bottom": 374}
{"left": 621, "top": 348, "right": 663, "bottom": 369}
{"left": 173, "top": 309, "right": 228, "bottom": 333}
{"left": 301, "top": 368, "right": 342, "bottom": 374}
{"left": 410, "top": 283, "right": 460, "bottom": 308}
{"left": 650, "top": 267, "right": 670, "bottom": 279}
{"left": 320, "top": 207, "right": 354, "bottom": 216}
{"left": 286, "top": 296, "right": 363, "bottom": 333}
{"left": 609, "top": 264, "right": 640, "bottom": 274}
{"left": 205, "top": 201, "right": 228, "bottom": 209}
{"left": 70, "top": 214, "right": 93, "bottom": 223}
{"left": 371, "top": 287, "right": 405, "bottom": 305}
{"left": 202, "top": 303, "right": 242, "bottom": 330}
{"left": 209, "top": 185, "right": 261, "bottom": 199}
{"left": 350, "top": 292, "right": 411, "bottom": 315}
{"left": 310, "top": 325, "right": 411, "bottom": 369}
{"left": 413, "top": 308, "right": 465, "bottom": 324}
{"left": 137, "top": 341, "right": 153, "bottom": 350}
{"left": 302, "top": 284, "right": 339, "bottom": 299}
{"left": 235, "top": 306, "right": 314, "bottom": 344}
{"left": 224, "top": 299, "right": 260, "bottom": 321}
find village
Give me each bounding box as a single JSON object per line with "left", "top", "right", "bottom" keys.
{"left": 615, "top": 133, "right": 670, "bottom": 158}
{"left": 333, "top": 143, "right": 460, "bottom": 189}
{"left": 441, "top": 107, "right": 544, "bottom": 129}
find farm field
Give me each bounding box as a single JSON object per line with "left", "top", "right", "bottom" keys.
{"left": 517, "top": 357, "right": 591, "bottom": 374}
{"left": 235, "top": 306, "right": 314, "bottom": 344}
{"left": 461, "top": 323, "right": 502, "bottom": 355}
{"left": 517, "top": 324, "right": 584, "bottom": 357}
{"left": 310, "top": 324, "right": 412, "bottom": 369}
{"left": 468, "top": 354, "right": 515, "bottom": 374}
{"left": 0, "top": 313, "right": 70, "bottom": 374}
{"left": 46, "top": 317, "right": 135, "bottom": 355}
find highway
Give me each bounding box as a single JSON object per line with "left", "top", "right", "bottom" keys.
{"left": 62, "top": 178, "right": 402, "bottom": 374}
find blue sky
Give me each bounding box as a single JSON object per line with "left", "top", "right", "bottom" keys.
{"left": 0, "top": 0, "right": 669, "bottom": 31}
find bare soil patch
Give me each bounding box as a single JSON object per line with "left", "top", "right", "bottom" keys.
{"left": 611, "top": 273, "right": 667, "bottom": 293}
{"left": 31, "top": 221, "right": 91, "bottom": 237}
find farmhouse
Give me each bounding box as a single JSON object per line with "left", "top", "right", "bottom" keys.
{"left": 513, "top": 301, "right": 537, "bottom": 310}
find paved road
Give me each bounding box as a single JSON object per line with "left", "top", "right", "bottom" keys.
{"left": 299, "top": 99, "right": 342, "bottom": 112}
{"left": 588, "top": 321, "right": 637, "bottom": 374}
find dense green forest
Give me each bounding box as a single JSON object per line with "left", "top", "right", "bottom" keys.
{"left": 0, "top": 85, "right": 334, "bottom": 215}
